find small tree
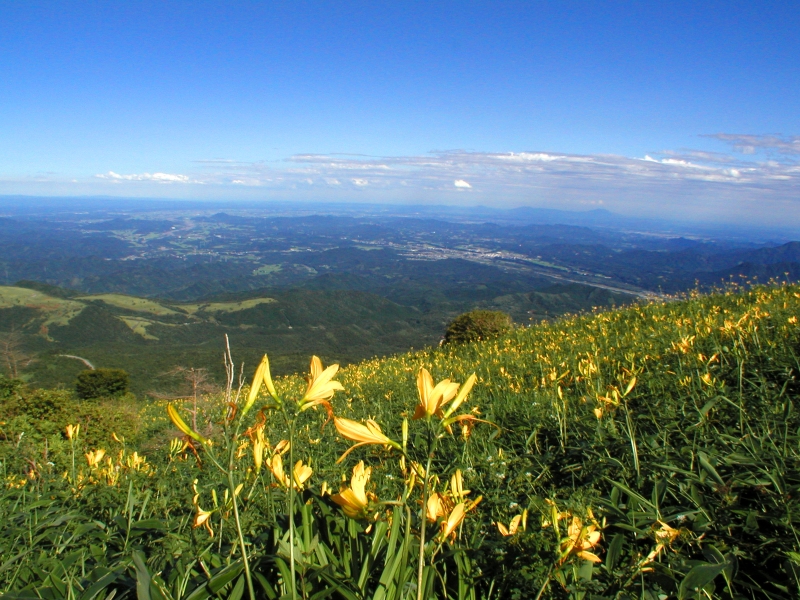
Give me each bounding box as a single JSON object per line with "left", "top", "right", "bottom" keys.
{"left": 443, "top": 309, "right": 513, "bottom": 345}
{"left": 151, "top": 366, "right": 218, "bottom": 432}
{"left": 0, "top": 331, "right": 36, "bottom": 379}
{"left": 75, "top": 368, "right": 130, "bottom": 400}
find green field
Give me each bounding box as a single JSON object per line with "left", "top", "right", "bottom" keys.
{"left": 77, "top": 294, "right": 181, "bottom": 316}
{"left": 180, "top": 297, "right": 277, "bottom": 314}
{"left": 1, "top": 284, "right": 798, "bottom": 598}
{"left": 0, "top": 286, "right": 85, "bottom": 328}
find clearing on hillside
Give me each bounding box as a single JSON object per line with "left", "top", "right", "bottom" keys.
{"left": 76, "top": 294, "right": 180, "bottom": 316}
{"left": 0, "top": 286, "right": 85, "bottom": 326}
{"left": 180, "top": 297, "right": 277, "bottom": 314}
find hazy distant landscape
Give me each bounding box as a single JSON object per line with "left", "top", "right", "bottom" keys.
{"left": 0, "top": 198, "right": 797, "bottom": 392}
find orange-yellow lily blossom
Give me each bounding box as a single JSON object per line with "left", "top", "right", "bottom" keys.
{"left": 653, "top": 520, "right": 681, "bottom": 545}
{"left": 65, "top": 424, "right": 80, "bottom": 441}
{"left": 334, "top": 417, "right": 401, "bottom": 463}
{"left": 331, "top": 460, "right": 374, "bottom": 519}
{"left": 426, "top": 493, "right": 446, "bottom": 522}
{"left": 497, "top": 513, "right": 525, "bottom": 536}
{"left": 442, "top": 373, "right": 477, "bottom": 419}
{"left": 560, "top": 515, "right": 602, "bottom": 563}
{"left": 194, "top": 507, "right": 214, "bottom": 536}
{"left": 85, "top": 449, "right": 106, "bottom": 468}
{"left": 252, "top": 426, "right": 266, "bottom": 473}
{"left": 243, "top": 354, "right": 279, "bottom": 415}
{"left": 413, "top": 368, "right": 459, "bottom": 420}
{"left": 300, "top": 356, "right": 344, "bottom": 410}
{"left": 439, "top": 496, "right": 482, "bottom": 542}
{"left": 449, "top": 470, "right": 471, "bottom": 500}
{"left": 167, "top": 404, "right": 210, "bottom": 445}
{"left": 268, "top": 453, "right": 312, "bottom": 490}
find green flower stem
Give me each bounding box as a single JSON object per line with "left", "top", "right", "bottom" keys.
{"left": 278, "top": 404, "right": 299, "bottom": 600}
{"left": 227, "top": 422, "right": 256, "bottom": 600}
{"left": 417, "top": 422, "right": 437, "bottom": 600}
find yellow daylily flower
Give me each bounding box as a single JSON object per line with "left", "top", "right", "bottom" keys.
{"left": 167, "top": 404, "right": 210, "bottom": 445}
{"left": 442, "top": 373, "right": 477, "bottom": 419}
{"left": 268, "top": 454, "right": 288, "bottom": 487}
{"left": 334, "top": 417, "right": 401, "bottom": 463}
{"left": 497, "top": 514, "right": 523, "bottom": 536}
{"left": 440, "top": 503, "right": 466, "bottom": 540}
{"left": 653, "top": 520, "right": 681, "bottom": 545}
{"left": 439, "top": 496, "right": 482, "bottom": 542}
{"left": 268, "top": 454, "right": 312, "bottom": 490}
{"left": 426, "top": 492, "right": 446, "bottom": 522}
{"left": 331, "top": 460, "right": 375, "bottom": 519}
{"left": 126, "top": 451, "right": 146, "bottom": 470}
{"left": 194, "top": 506, "right": 214, "bottom": 536}
{"left": 293, "top": 461, "right": 313, "bottom": 488}
{"left": 85, "top": 449, "right": 106, "bottom": 468}
{"left": 300, "top": 356, "right": 344, "bottom": 409}
{"left": 561, "top": 515, "right": 602, "bottom": 563}
{"left": 65, "top": 424, "right": 80, "bottom": 441}
{"left": 252, "top": 426, "right": 266, "bottom": 473}
{"left": 413, "top": 368, "right": 460, "bottom": 420}
{"left": 243, "top": 354, "right": 279, "bottom": 415}
{"left": 449, "top": 470, "right": 471, "bottom": 500}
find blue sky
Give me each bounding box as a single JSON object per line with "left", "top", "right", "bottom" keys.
{"left": 1, "top": 1, "right": 799, "bottom": 225}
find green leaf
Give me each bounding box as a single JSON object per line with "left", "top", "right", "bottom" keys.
{"left": 605, "top": 533, "right": 624, "bottom": 571}
{"left": 274, "top": 557, "right": 293, "bottom": 594}
{"left": 130, "top": 519, "right": 167, "bottom": 532}
{"left": 678, "top": 562, "right": 726, "bottom": 599}
{"left": 207, "top": 561, "right": 244, "bottom": 594}
{"left": 697, "top": 452, "right": 725, "bottom": 487}
{"left": 79, "top": 568, "right": 121, "bottom": 600}
{"left": 132, "top": 551, "right": 152, "bottom": 600}
{"left": 699, "top": 399, "right": 718, "bottom": 418}
{"left": 226, "top": 576, "right": 245, "bottom": 600}
{"left": 605, "top": 479, "right": 656, "bottom": 510}
{"left": 253, "top": 573, "right": 278, "bottom": 600}
{"left": 182, "top": 582, "right": 212, "bottom": 600}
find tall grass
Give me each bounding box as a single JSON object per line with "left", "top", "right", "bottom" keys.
{"left": 1, "top": 283, "right": 799, "bottom": 598}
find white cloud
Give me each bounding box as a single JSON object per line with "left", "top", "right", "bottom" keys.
{"left": 96, "top": 171, "right": 191, "bottom": 183}
{"left": 35, "top": 134, "right": 791, "bottom": 226}
{"left": 705, "top": 133, "right": 800, "bottom": 156}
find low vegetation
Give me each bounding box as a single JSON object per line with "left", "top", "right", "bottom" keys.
{"left": 0, "top": 283, "right": 798, "bottom": 598}
{"left": 443, "top": 310, "right": 513, "bottom": 345}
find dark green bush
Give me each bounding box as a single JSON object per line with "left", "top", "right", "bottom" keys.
{"left": 443, "top": 309, "right": 513, "bottom": 345}
{"left": 75, "top": 368, "right": 130, "bottom": 400}
{"left": 0, "top": 374, "right": 23, "bottom": 399}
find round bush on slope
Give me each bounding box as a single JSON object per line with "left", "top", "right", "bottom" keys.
{"left": 75, "top": 368, "right": 130, "bottom": 400}
{"left": 443, "top": 310, "right": 513, "bottom": 345}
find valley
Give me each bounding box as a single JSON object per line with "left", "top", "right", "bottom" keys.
{"left": 0, "top": 199, "right": 797, "bottom": 393}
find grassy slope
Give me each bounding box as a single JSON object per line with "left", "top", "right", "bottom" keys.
{"left": 2, "top": 284, "right": 798, "bottom": 596}
{"left": 2, "top": 282, "right": 634, "bottom": 393}
{"left": 145, "top": 282, "right": 800, "bottom": 514}
{"left": 215, "top": 283, "right": 798, "bottom": 595}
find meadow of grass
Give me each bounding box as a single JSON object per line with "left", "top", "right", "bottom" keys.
{"left": 0, "top": 286, "right": 85, "bottom": 327}
{"left": 1, "top": 283, "right": 799, "bottom": 599}
{"left": 76, "top": 295, "right": 181, "bottom": 317}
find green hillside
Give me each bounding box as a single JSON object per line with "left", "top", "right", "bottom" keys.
{"left": 0, "top": 284, "right": 798, "bottom": 598}
{"left": 0, "top": 282, "right": 632, "bottom": 392}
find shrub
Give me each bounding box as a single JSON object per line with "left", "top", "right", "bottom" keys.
{"left": 75, "top": 368, "right": 130, "bottom": 400}
{"left": 443, "top": 309, "right": 513, "bottom": 345}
